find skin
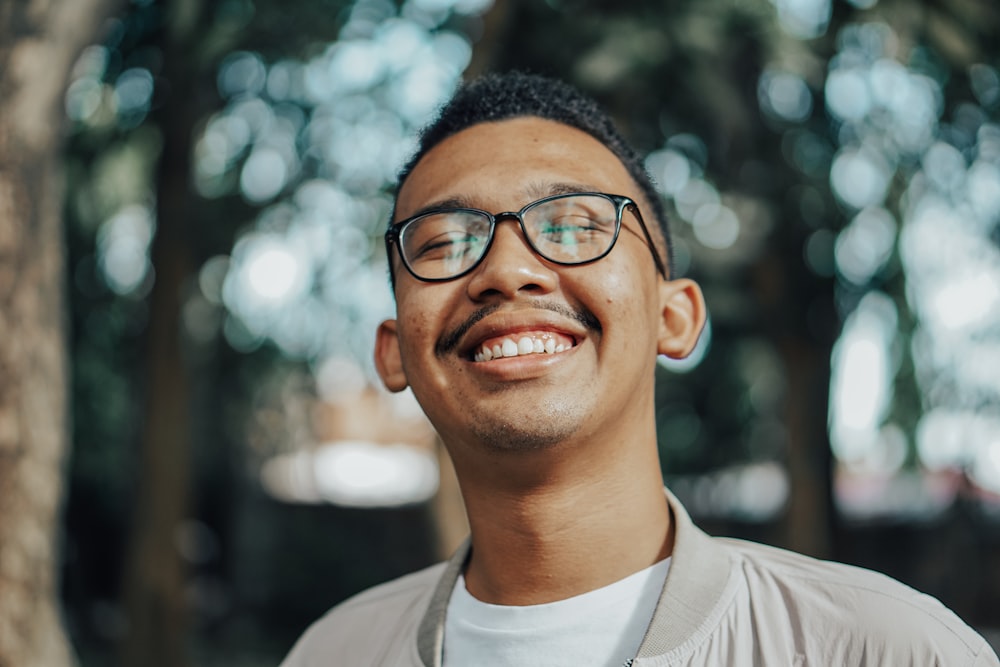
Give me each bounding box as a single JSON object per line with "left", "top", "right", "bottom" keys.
{"left": 375, "top": 117, "right": 706, "bottom": 605}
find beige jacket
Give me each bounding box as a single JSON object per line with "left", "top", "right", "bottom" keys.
{"left": 280, "top": 491, "right": 999, "bottom": 666}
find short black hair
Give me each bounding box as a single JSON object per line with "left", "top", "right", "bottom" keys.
{"left": 394, "top": 71, "right": 674, "bottom": 277}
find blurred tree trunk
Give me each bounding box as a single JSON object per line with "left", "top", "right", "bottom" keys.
{"left": 118, "top": 2, "right": 210, "bottom": 666}
{"left": 0, "top": 1, "right": 121, "bottom": 666}
{"left": 779, "top": 337, "right": 834, "bottom": 558}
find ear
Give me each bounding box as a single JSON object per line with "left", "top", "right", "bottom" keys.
{"left": 656, "top": 278, "right": 706, "bottom": 359}
{"left": 374, "top": 319, "right": 409, "bottom": 392}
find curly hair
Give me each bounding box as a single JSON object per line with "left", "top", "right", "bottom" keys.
{"left": 395, "top": 71, "right": 674, "bottom": 277}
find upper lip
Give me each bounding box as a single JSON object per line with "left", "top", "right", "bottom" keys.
{"left": 456, "top": 310, "right": 587, "bottom": 359}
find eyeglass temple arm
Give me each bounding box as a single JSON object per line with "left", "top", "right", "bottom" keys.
{"left": 626, "top": 203, "right": 669, "bottom": 279}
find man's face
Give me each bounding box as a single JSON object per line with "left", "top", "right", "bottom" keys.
{"left": 376, "top": 117, "right": 703, "bottom": 455}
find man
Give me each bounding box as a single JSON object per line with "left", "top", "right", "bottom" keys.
{"left": 281, "top": 72, "right": 999, "bottom": 666}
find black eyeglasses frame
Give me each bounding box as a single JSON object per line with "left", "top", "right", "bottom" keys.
{"left": 384, "top": 192, "right": 668, "bottom": 283}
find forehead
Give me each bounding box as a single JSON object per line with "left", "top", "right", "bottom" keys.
{"left": 396, "top": 117, "right": 641, "bottom": 218}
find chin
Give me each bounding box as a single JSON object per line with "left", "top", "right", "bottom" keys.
{"left": 469, "top": 415, "right": 582, "bottom": 453}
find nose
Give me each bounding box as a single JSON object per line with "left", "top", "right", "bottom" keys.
{"left": 465, "top": 216, "right": 558, "bottom": 301}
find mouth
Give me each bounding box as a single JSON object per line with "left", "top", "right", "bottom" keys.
{"left": 472, "top": 331, "right": 577, "bottom": 362}
{"left": 438, "top": 301, "right": 599, "bottom": 363}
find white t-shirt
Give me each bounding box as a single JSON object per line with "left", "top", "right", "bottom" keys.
{"left": 443, "top": 558, "right": 671, "bottom": 667}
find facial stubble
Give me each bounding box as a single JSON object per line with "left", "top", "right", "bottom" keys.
{"left": 465, "top": 388, "right": 588, "bottom": 453}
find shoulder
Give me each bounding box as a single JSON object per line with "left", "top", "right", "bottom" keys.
{"left": 718, "top": 538, "right": 998, "bottom": 665}
{"left": 328, "top": 560, "right": 446, "bottom": 617}
{"left": 279, "top": 561, "right": 447, "bottom": 667}
{"left": 724, "top": 536, "right": 951, "bottom": 618}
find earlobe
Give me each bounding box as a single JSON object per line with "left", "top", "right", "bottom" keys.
{"left": 374, "top": 319, "right": 409, "bottom": 392}
{"left": 657, "top": 278, "right": 707, "bottom": 359}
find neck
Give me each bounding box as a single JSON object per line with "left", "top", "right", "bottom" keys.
{"left": 452, "top": 434, "right": 671, "bottom": 606}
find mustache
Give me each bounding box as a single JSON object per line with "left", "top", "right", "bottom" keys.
{"left": 435, "top": 300, "right": 602, "bottom": 357}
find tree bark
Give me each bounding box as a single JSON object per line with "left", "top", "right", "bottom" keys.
{"left": 0, "top": 1, "right": 121, "bottom": 666}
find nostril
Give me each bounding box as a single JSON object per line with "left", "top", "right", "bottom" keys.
{"left": 468, "top": 274, "right": 554, "bottom": 301}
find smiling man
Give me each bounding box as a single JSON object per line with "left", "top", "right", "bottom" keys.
{"left": 281, "top": 72, "right": 998, "bottom": 666}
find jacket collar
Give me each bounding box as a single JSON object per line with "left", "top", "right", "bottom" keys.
{"left": 416, "top": 488, "right": 735, "bottom": 666}
{"left": 417, "top": 535, "right": 469, "bottom": 666}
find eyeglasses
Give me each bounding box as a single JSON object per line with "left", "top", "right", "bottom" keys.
{"left": 385, "top": 192, "right": 667, "bottom": 282}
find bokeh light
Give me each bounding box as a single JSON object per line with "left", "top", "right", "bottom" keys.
{"left": 834, "top": 206, "right": 896, "bottom": 285}
{"left": 814, "top": 18, "right": 1000, "bottom": 507}
{"left": 769, "top": 0, "right": 831, "bottom": 39}
{"left": 759, "top": 69, "right": 813, "bottom": 123}
{"left": 96, "top": 204, "right": 155, "bottom": 296}
{"left": 260, "top": 440, "right": 439, "bottom": 507}
{"left": 829, "top": 291, "right": 898, "bottom": 469}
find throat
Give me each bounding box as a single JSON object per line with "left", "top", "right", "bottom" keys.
{"left": 461, "top": 483, "right": 673, "bottom": 606}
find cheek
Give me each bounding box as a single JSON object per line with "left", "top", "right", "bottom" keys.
{"left": 393, "top": 292, "right": 457, "bottom": 384}
{"left": 394, "top": 318, "right": 433, "bottom": 377}
{"left": 587, "top": 269, "right": 662, "bottom": 348}
{"left": 590, "top": 266, "right": 653, "bottom": 311}
{"left": 395, "top": 288, "right": 444, "bottom": 342}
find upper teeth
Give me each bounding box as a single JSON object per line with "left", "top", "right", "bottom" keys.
{"left": 474, "top": 335, "right": 569, "bottom": 362}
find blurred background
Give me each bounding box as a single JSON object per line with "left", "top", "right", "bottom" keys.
{"left": 2, "top": 0, "right": 1000, "bottom": 664}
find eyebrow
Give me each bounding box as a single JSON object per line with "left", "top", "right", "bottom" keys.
{"left": 527, "top": 181, "right": 598, "bottom": 198}
{"left": 404, "top": 181, "right": 602, "bottom": 219}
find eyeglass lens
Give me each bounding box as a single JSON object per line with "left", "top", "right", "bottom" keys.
{"left": 398, "top": 194, "right": 619, "bottom": 280}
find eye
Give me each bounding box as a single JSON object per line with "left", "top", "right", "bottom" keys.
{"left": 528, "top": 200, "right": 616, "bottom": 246}
{"left": 400, "top": 211, "right": 490, "bottom": 264}
{"left": 537, "top": 213, "right": 605, "bottom": 238}
{"left": 412, "top": 231, "right": 479, "bottom": 260}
